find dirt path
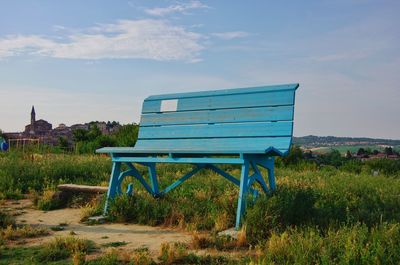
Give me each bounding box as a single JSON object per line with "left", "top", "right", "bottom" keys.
{"left": 1, "top": 200, "right": 191, "bottom": 256}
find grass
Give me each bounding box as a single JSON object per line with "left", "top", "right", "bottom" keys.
{"left": 36, "top": 236, "right": 96, "bottom": 262}
{"left": 0, "top": 245, "right": 69, "bottom": 265}
{"left": 0, "top": 236, "right": 96, "bottom": 264}
{"left": 1, "top": 225, "right": 49, "bottom": 241}
{"left": 0, "top": 152, "right": 110, "bottom": 198}
{"left": 0, "top": 210, "right": 49, "bottom": 245}
{"left": 254, "top": 223, "right": 400, "bottom": 264}
{"left": 1, "top": 152, "right": 400, "bottom": 264}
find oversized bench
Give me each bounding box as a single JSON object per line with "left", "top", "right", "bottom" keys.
{"left": 97, "top": 83, "right": 299, "bottom": 229}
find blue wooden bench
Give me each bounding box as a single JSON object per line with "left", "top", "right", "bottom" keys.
{"left": 97, "top": 83, "right": 299, "bottom": 229}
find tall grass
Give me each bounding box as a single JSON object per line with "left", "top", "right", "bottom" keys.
{"left": 1, "top": 152, "right": 400, "bottom": 263}
{"left": 0, "top": 151, "right": 110, "bottom": 197}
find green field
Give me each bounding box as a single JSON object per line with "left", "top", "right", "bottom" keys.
{"left": 1, "top": 152, "right": 400, "bottom": 264}
{"left": 311, "top": 144, "right": 399, "bottom": 154}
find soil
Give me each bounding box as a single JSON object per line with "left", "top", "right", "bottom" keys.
{"left": 1, "top": 199, "right": 191, "bottom": 257}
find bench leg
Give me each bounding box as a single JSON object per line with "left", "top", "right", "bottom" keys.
{"left": 235, "top": 160, "right": 249, "bottom": 230}
{"left": 103, "top": 162, "right": 121, "bottom": 215}
{"left": 266, "top": 158, "right": 276, "bottom": 191}
{"left": 250, "top": 161, "right": 269, "bottom": 195}
{"left": 148, "top": 163, "right": 160, "bottom": 197}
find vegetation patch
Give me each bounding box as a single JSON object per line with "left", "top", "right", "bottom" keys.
{"left": 1, "top": 225, "right": 49, "bottom": 241}
{"left": 36, "top": 236, "right": 96, "bottom": 262}
{"left": 1, "top": 150, "right": 400, "bottom": 263}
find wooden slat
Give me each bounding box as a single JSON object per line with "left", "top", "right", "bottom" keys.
{"left": 133, "top": 137, "right": 291, "bottom": 154}
{"left": 142, "top": 90, "right": 295, "bottom": 113}
{"left": 145, "top": 83, "right": 299, "bottom": 101}
{"left": 140, "top": 105, "right": 294, "bottom": 126}
{"left": 138, "top": 121, "right": 293, "bottom": 139}
{"left": 58, "top": 184, "right": 108, "bottom": 193}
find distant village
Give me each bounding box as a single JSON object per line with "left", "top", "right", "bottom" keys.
{"left": 2, "top": 106, "right": 399, "bottom": 161}
{"left": 3, "top": 106, "right": 122, "bottom": 147}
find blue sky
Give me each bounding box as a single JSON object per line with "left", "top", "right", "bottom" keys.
{"left": 0, "top": 0, "right": 399, "bottom": 139}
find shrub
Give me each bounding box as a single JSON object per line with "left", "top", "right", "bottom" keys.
{"left": 1, "top": 225, "right": 49, "bottom": 240}
{"left": 36, "top": 236, "right": 96, "bottom": 262}
{"left": 0, "top": 210, "right": 15, "bottom": 228}
{"left": 36, "top": 189, "right": 61, "bottom": 210}
{"left": 255, "top": 223, "right": 400, "bottom": 264}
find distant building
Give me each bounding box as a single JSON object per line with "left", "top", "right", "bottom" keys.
{"left": 4, "top": 106, "right": 123, "bottom": 148}
{"left": 24, "top": 106, "right": 52, "bottom": 136}
{"left": 70, "top": 124, "right": 89, "bottom": 131}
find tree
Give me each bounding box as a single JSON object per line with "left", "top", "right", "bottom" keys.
{"left": 58, "top": 137, "right": 69, "bottom": 149}
{"left": 95, "top": 135, "right": 117, "bottom": 148}
{"left": 72, "top": 129, "right": 89, "bottom": 142}
{"left": 357, "top": 148, "right": 366, "bottom": 156}
{"left": 356, "top": 147, "right": 372, "bottom": 156}
{"left": 112, "top": 124, "right": 139, "bottom": 146}
{"left": 87, "top": 125, "right": 101, "bottom": 141}
{"left": 345, "top": 150, "right": 352, "bottom": 159}
{"left": 282, "top": 145, "right": 304, "bottom": 165}
{"left": 319, "top": 149, "right": 344, "bottom": 167}
{"left": 384, "top": 147, "right": 394, "bottom": 156}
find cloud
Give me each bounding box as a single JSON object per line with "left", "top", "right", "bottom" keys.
{"left": 0, "top": 20, "right": 204, "bottom": 62}
{"left": 145, "top": 1, "right": 209, "bottom": 16}
{"left": 211, "top": 31, "right": 249, "bottom": 40}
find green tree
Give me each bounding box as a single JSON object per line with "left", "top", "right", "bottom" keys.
{"left": 72, "top": 129, "right": 89, "bottom": 142}
{"left": 357, "top": 148, "right": 366, "bottom": 156}
{"left": 113, "top": 124, "right": 139, "bottom": 146}
{"left": 87, "top": 125, "right": 102, "bottom": 141}
{"left": 281, "top": 145, "right": 304, "bottom": 165}
{"left": 319, "top": 149, "right": 344, "bottom": 167}
{"left": 58, "top": 137, "right": 69, "bottom": 150}
{"left": 96, "top": 135, "right": 117, "bottom": 148}
{"left": 384, "top": 147, "right": 394, "bottom": 156}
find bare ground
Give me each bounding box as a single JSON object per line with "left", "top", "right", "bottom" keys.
{"left": 1, "top": 199, "right": 191, "bottom": 257}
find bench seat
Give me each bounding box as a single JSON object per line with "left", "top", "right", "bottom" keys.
{"left": 97, "top": 83, "right": 299, "bottom": 229}
{"left": 97, "top": 145, "right": 288, "bottom": 156}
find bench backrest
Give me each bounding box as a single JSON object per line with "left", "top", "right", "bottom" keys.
{"left": 135, "top": 83, "right": 299, "bottom": 155}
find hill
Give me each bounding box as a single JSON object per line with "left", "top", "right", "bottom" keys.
{"left": 293, "top": 135, "right": 400, "bottom": 148}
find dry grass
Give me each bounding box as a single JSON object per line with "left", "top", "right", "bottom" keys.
{"left": 1, "top": 224, "right": 49, "bottom": 241}
{"left": 159, "top": 242, "right": 188, "bottom": 264}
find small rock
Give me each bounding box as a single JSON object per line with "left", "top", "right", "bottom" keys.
{"left": 217, "top": 228, "right": 238, "bottom": 239}
{"left": 88, "top": 215, "right": 107, "bottom": 224}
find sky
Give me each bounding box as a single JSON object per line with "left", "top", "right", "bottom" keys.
{"left": 0, "top": 0, "right": 399, "bottom": 139}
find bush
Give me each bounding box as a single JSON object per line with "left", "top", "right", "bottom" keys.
{"left": 36, "top": 189, "right": 61, "bottom": 211}
{"left": 255, "top": 223, "right": 400, "bottom": 264}
{"left": 0, "top": 152, "right": 110, "bottom": 193}
{"left": 1, "top": 225, "right": 49, "bottom": 240}
{"left": 365, "top": 159, "right": 400, "bottom": 176}
{"left": 36, "top": 236, "right": 96, "bottom": 262}
{"left": 341, "top": 159, "right": 363, "bottom": 174}
{"left": 0, "top": 210, "right": 15, "bottom": 229}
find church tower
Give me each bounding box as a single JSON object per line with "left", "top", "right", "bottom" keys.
{"left": 30, "top": 105, "right": 36, "bottom": 134}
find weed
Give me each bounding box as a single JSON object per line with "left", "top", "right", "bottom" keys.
{"left": 36, "top": 236, "right": 96, "bottom": 262}
{"left": 0, "top": 210, "right": 15, "bottom": 228}
{"left": 36, "top": 189, "right": 61, "bottom": 211}
{"left": 1, "top": 225, "right": 49, "bottom": 241}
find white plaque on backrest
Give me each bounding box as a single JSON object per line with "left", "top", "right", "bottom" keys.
{"left": 160, "top": 99, "right": 178, "bottom": 112}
